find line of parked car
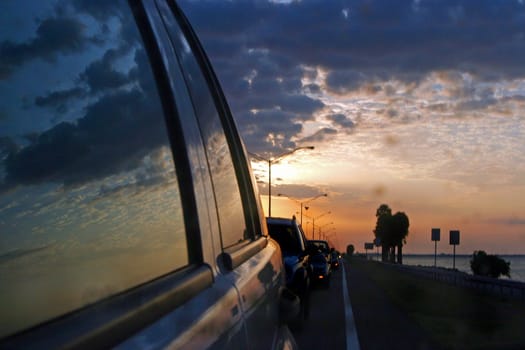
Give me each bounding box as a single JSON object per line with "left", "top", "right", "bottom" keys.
{"left": 266, "top": 216, "right": 341, "bottom": 326}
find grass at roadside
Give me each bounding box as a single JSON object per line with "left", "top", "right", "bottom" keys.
{"left": 351, "top": 258, "right": 525, "bottom": 350}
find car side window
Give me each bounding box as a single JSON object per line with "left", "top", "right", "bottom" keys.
{"left": 0, "top": 0, "right": 188, "bottom": 337}
{"left": 268, "top": 223, "right": 300, "bottom": 255}
{"left": 158, "top": 8, "right": 248, "bottom": 249}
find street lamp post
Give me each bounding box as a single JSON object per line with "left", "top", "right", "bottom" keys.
{"left": 277, "top": 193, "right": 327, "bottom": 225}
{"left": 249, "top": 146, "right": 314, "bottom": 217}
{"left": 305, "top": 211, "right": 331, "bottom": 240}
{"left": 325, "top": 232, "right": 337, "bottom": 249}
{"left": 318, "top": 221, "right": 334, "bottom": 239}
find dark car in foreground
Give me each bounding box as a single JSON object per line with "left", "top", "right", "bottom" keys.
{"left": 0, "top": 1, "right": 297, "bottom": 349}
{"left": 267, "top": 217, "right": 311, "bottom": 322}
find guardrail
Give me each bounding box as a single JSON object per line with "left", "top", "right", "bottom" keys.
{"left": 384, "top": 263, "right": 525, "bottom": 301}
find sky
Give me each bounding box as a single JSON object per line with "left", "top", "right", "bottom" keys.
{"left": 178, "top": 0, "right": 525, "bottom": 254}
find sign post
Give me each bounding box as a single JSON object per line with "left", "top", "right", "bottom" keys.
{"left": 364, "top": 242, "right": 374, "bottom": 259}
{"left": 374, "top": 237, "right": 381, "bottom": 261}
{"left": 431, "top": 228, "right": 440, "bottom": 268}
{"left": 449, "top": 230, "right": 460, "bottom": 269}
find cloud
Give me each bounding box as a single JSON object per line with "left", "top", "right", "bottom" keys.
{"left": 80, "top": 48, "right": 130, "bottom": 91}
{"left": 34, "top": 87, "right": 88, "bottom": 112}
{"left": 275, "top": 184, "right": 328, "bottom": 199}
{"left": 0, "top": 245, "right": 51, "bottom": 264}
{"left": 327, "top": 114, "right": 356, "bottom": 130}
{"left": 490, "top": 217, "right": 525, "bottom": 226}
{"left": 70, "top": 0, "right": 127, "bottom": 21}
{"left": 299, "top": 128, "right": 338, "bottom": 144}
{"left": 326, "top": 71, "right": 368, "bottom": 94}
{"left": 0, "top": 17, "right": 93, "bottom": 78}
{"left": 0, "top": 137, "right": 17, "bottom": 159}
{"left": 186, "top": 0, "right": 525, "bottom": 77}
{"left": 178, "top": 0, "right": 525, "bottom": 136}
{"left": 2, "top": 47, "right": 166, "bottom": 190}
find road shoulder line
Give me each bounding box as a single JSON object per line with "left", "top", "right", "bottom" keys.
{"left": 342, "top": 263, "right": 361, "bottom": 350}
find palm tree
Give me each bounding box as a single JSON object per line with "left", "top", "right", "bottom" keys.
{"left": 374, "top": 204, "right": 392, "bottom": 262}
{"left": 391, "top": 212, "right": 409, "bottom": 264}
{"left": 373, "top": 204, "right": 409, "bottom": 263}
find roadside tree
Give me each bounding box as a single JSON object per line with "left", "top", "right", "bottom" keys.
{"left": 391, "top": 212, "right": 409, "bottom": 264}
{"left": 373, "top": 204, "right": 409, "bottom": 263}
{"left": 374, "top": 204, "right": 393, "bottom": 262}
{"left": 470, "top": 250, "right": 511, "bottom": 279}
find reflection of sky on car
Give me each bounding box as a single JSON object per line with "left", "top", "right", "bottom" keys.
{"left": 0, "top": 0, "right": 188, "bottom": 336}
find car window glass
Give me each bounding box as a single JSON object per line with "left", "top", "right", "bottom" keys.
{"left": 0, "top": 0, "right": 188, "bottom": 337}
{"left": 298, "top": 225, "right": 307, "bottom": 249}
{"left": 160, "top": 12, "right": 247, "bottom": 249}
{"left": 268, "top": 223, "right": 300, "bottom": 255}
{"left": 311, "top": 254, "right": 326, "bottom": 263}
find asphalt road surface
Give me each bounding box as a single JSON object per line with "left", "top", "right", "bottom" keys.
{"left": 291, "top": 259, "right": 440, "bottom": 350}
{"left": 291, "top": 262, "right": 355, "bottom": 350}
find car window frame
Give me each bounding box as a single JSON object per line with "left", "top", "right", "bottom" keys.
{"left": 161, "top": 0, "right": 266, "bottom": 247}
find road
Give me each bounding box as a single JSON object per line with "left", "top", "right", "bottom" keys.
{"left": 291, "top": 259, "right": 440, "bottom": 350}
{"left": 291, "top": 261, "right": 358, "bottom": 350}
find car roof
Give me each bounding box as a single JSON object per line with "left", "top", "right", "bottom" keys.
{"left": 266, "top": 217, "right": 296, "bottom": 225}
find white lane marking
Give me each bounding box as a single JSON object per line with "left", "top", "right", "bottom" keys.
{"left": 342, "top": 263, "right": 361, "bottom": 350}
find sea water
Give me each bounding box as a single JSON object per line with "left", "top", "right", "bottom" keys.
{"left": 369, "top": 254, "right": 525, "bottom": 283}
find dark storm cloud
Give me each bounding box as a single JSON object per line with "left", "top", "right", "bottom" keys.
{"left": 0, "top": 18, "right": 92, "bottom": 78}
{"left": 80, "top": 48, "right": 130, "bottom": 91}
{"left": 0, "top": 1, "right": 168, "bottom": 192}
{"left": 326, "top": 71, "right": 368, "bottom": 94}
{"left": 2, "top": 47, "right": 165, "bottom": 190}
{"left": 4, "top": 88, "right": 164, "bottom": 188}
{"left": 179, "top": 0, "right": 525, "bottom": 148}
{"left": 299, "top": 128, "right": 338, "bottom": 144}
{"left": 240, "top": 109, "right": 304, "bottom": 153}
{"left": 187, "top": 0, "right": 479, "bottom": 74}
{"left": 69, "top": 0, "right": 126, "bottom": 21}
{"left": 0, "top": 137, "right": 17, "bottom": 159}
{"left": 34, "top": 87, "right": 88, "bottom": 112}
{"left": 304, "top": 84, "right": 321, "bottom": 94}
{"left": 327, "top": 114, "right": 356, "bottom": 130}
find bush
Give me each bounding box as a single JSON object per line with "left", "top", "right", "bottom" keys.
{"left": 470, "top": 250, "right": 510, "bottom": 279}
